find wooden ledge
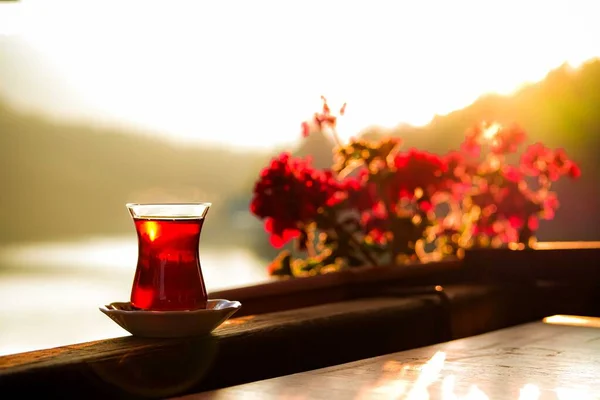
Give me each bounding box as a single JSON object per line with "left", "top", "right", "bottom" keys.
{"left": 0, "top": 282, "right": 579, "bottom": 399}
{"left": 181, "top": 321, "right": 600, "bottom": 399}
{"left": 0, "top": 293, "right": 444, "bottom": 398}
{"left": 210, "top": 260, "right": 464, "bottom": 317}
{"left": 532, "top": 241, "right": 600, "bottom": 249}
{"left": 464, "top": 241, "right": 600, "bottom": 284}
{"left": 211, "top": 242, "right": 600, "bottom": 317}
{"left": 2, "top": 243, "right": 599, "bottom": 398}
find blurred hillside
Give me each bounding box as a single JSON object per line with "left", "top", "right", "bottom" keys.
{"left": 360, "top": 59, "right": 600, "bottom": 240}
{"left": 0, "top": 101, "right": 274, "bottom": 249}
{"left": 1, "top": 59, "right": 599, "bottom": 253}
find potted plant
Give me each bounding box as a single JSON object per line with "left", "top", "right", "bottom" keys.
{"left": 248, "top": 97, "right": 581, "bottom": 279}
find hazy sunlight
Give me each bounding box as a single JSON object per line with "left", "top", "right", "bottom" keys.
{"left": 1, "top": 0, "right": 598, "bottom": 149}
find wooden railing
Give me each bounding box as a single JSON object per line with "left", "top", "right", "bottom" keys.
{"left": 0, "top": 242, "right": 599, "bottom": 399}
{"left": 211, "top": 241, "right": 600, "bottom": 316}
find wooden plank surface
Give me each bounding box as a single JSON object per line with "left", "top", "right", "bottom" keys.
{"left": 214, "top": 243, "right": 600, "bottom": 318}
{"left": 210, "top": 260, "right": 464, "bottom": 317}
{"left": 1, "top": 283, "right": 597, "bottom": 399}
{"left": 0, "top": 294, "right": 447, "bottom": 398}
{"left": 178, "top": 318, "right": 600, "bottom": 400}
{"left": 464, "top": 242, "right": 600, "bottom": 285}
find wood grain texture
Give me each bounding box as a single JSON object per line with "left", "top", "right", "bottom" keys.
{"left": 1, "top": 280, "right": 598, "bottom": 399}
{"left": 210, "top": 260, "right": 464, "bottom": 317}
{"left": 0, "top": 294, "right": 446, "bottom": 398}
{"left": 179, "top": 321, "right": 600, "bottom": 400}
{"left": 210, "top": 243, "right": 600, "bottom": 318}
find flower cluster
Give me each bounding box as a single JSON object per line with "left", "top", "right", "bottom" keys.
{"left": 249, "top": 98, "right": 581, "bottom": 277}
{"left": 250, "top": 153, "right": 341, "bottom": 248}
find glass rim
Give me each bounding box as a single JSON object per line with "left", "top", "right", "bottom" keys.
{"left": 126, "top": 202, "right": 212, "bottom": 207}
{"left": 127, "top": 202, "right": 212, "bottom": 219}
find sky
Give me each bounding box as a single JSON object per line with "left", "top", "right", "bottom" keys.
{"left": 0, "top": 0, "right": 599, "bottom": 150}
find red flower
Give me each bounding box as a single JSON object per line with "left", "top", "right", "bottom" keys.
{"left": 471, "top": 168, "right": 542, "bottom": 242}
{"left": 541, "top": 192, "right": 560, "bottom": 220}
{"left": 385, "top": 149, "right": 448, "bottom": 205}
{"left": 501, "top": 165, "right": 522, "bottom": 182}
{"left": 338, "top": 175, "right": 378, "bottom": 212}
{"left": 361, "top": 202, "right": 389, "bottom": 244}
{"left": 264, "top": 219, "right": 300, "bottom": 248}
{"left": 489, "top": 124, "right": 526, "bottom": 154}
{"left": 250, "top": 153, "right": 340, "bottom": 248}
{"left": 527, "top": 215, "right": 540, "bottom": 231}
{"left": 520, "top": 143, "right": 581, "bottom": 181}
{"left": 495, "top": 184, "right": 541, "bottom": 229}
{"left": 520, "top": 142, "right": 547, "bottom": 175}
{"left": 441, "top": 151, "right": 479, "bottom": 202}
{"left": 461, "top": 122, "right": 526, "bottom": 157}
{"left": 461, "top": 124, "right": 484, "bottom": 157}
{"left": 443, "top": 151, "right": 466, "bottom": 179}
{"left": 301, "top": 96, "right": 346, "bottom": 138}
{"left": 301, "top": 121, "right": 311, "bottom": 138}
{"left": 568, "top": 163, "right": 581, "bottom": 178}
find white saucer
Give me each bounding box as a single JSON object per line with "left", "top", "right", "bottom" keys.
{"left": 99, "top": 299, "right": 241, "bottom": 338}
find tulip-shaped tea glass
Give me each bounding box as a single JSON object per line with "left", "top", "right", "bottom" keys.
{"left": 127, "top": 203, "right": 211, "bottom": 311}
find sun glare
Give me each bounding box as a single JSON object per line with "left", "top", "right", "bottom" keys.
{"left": 543, "top": 314, "right": 600, "bottom": 328}
{"left": 1, "top": 0, "right": 599, "bottom": 149}
{"left": 483, "top": 123, "right": 502, "bottom": 140}
{"left": 368, "top": 351, "right": 595, "bottom": 399}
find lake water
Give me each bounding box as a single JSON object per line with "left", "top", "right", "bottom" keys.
{"left": 0, "top": 237, "right": 270, "bottom": 356}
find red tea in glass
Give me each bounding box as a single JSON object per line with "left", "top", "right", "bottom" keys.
{"left": 127, "top": 203, "right": 211, "bottom": 311}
